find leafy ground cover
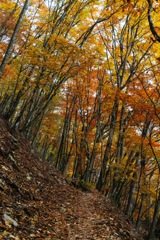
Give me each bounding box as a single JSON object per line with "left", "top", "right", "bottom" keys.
{"left": 0, "top": 117, "right": 143, "bottom": 240}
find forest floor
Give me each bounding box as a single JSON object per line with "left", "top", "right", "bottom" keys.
{"left": 0, "top": 116, "right": 143, "bottom": 240}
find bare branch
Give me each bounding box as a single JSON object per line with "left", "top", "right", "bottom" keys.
{"left": 147, "top": 0, "right": 160, "bottom": 42}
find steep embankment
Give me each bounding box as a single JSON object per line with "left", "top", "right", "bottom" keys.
{"left": 0, "top": 117, "right": 143, "bottom": 239}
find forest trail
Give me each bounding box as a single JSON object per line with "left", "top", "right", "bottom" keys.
{"left": 0, "top": 116, "right": 142, "bottom": 240}
{"left": 59, "top": 190, "right": 140, "bottom": 240}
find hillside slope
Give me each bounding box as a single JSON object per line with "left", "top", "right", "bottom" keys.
{"left": 0, "top": 117, "right": 143, "bottom": 240}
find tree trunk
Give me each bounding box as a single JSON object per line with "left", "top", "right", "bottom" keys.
{"left": 0, "top": 0, "right": 30, "bottom": 77}
{"left": 96, "top": 98, "right": 119, "bottom": 191}
{"left": 146, "top": 194, "right": 160, "bottom": 240}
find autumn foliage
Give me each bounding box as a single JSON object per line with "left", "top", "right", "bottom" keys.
{"left": 0, "top": 0, "right": 160, "bottom": 239}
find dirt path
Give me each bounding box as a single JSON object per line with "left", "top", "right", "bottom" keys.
{"left": 63, "top": 190, "right": 140, "bottom": 240}
{"left": 0, "top": 116, "right": 143, "bottom": 239}
{"left": 68, "top": 192, "right": 111, "bottom": 240}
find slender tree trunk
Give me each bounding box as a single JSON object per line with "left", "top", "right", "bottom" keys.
{"left": 125, "top": 153, "right": 140, "bottom": 217}
{"left": 83, "top": 79, "right": 103, "bottom": 182}
{"left": 0, "top": 0, "right": 30, "bottom": 77}
{"left": 146, "top": 193, "right": 160, "bottom": 240}
{"left": 96, "top": 98, "right": 119, "bottom": 191}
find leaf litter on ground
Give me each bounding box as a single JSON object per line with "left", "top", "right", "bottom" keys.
{"left": 0, "top": 117, "right": 143, "bottom": 240}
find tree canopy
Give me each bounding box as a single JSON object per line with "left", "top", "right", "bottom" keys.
{"left": 0, "top": 0, "right": 160, "bottom": 239}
